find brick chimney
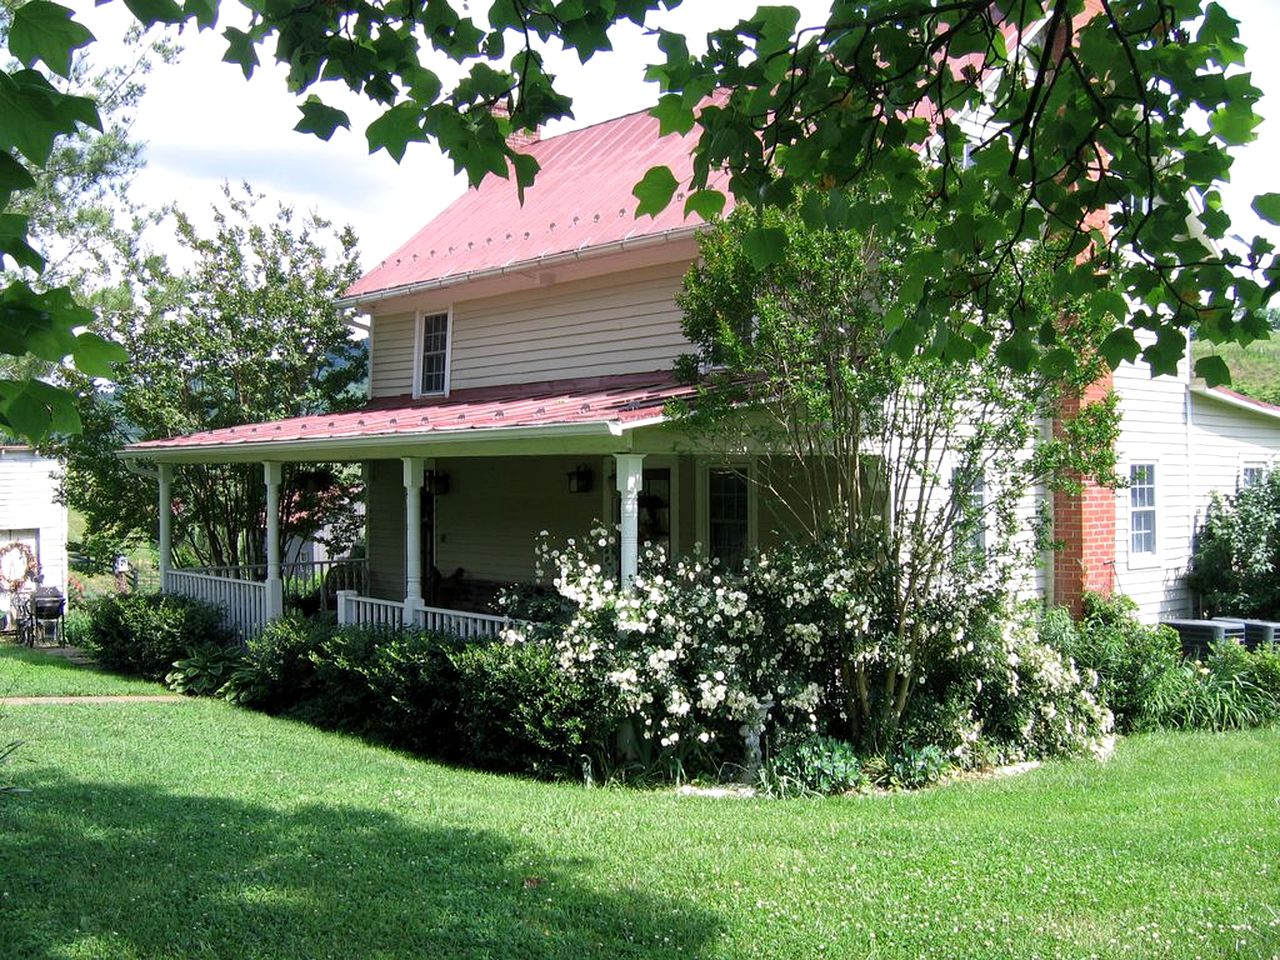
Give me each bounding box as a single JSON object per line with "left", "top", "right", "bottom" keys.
{"left": 490, "top": 102, "right": 541, "bottom": 150}
{"left": 1052, "top": 371, "right": 1117, "bottom": 616}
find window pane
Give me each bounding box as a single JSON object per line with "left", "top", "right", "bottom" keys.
{"left": 708, "top": 468, "right": 749, "bottom": 569}
{"left": 1129, "top": 463, "right": 1157, "bottom": 555}
{"left": 1243, "top": 466, "right": 1264, "bottom": 487}
{"left": 420, "top": 313, "right": 449, "bottom": 394}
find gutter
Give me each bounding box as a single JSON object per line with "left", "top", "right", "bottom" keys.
{"left": 116, "top": 418, "right": 630, "bottom": 463}
{"left": 337, "top": 225, "right": 703, "bottom": 310}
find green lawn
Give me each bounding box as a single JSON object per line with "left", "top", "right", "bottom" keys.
{"left": 0, "top": 644, "right": 168, "bottom": 697}
{"left": 0, "top": 660, "right": 1277, "bottom": 958}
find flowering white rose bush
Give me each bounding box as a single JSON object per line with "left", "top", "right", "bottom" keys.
{"left": 501, "top": 527, "right": 1112, "bottom": 781}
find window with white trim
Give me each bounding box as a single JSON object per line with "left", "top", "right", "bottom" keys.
{"left": 418, "top": 312, "right": 449, "bottom": 395}
{"left": 1129, "top": 463, "right": 1157, "bottom": 555}
{"left": 952, "top": 466, "right": 986, "bottom": 553}
{"left": 707, "top": 467, "right": 749, "bottom": 569}
{"left": 1242, "top": 463, "right": 1266, "bottom": 488}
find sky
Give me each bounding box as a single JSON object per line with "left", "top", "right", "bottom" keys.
{"left": 70, "top": 0, "right": 1280, "bottom": 275}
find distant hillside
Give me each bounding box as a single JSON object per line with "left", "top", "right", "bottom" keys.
{"left": 1192, "top": 337, "right": 1280, "bottom": 405}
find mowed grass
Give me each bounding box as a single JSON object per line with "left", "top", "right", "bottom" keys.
{"left": 0, "top": 643, "right": 168, "bottom": 697}
{"left": 0, "top": 662, "right": 1277, "bottom": 959}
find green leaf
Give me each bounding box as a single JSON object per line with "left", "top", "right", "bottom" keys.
{"left": 632, "top": 165, "right": 679, "bottom": 218}
{"left": 652, "top": 94, "right": 695, "bottom": 136}
{"left": 0, "top": 214, "right": 45, "bottom": 272}
{"left": 366, "top": 103, "right": 424, "bottom": 163}
{"left": 121, "top": 0, "right": 185, "bottom": 26}
{"left": 683, "top": 190, "right": 726, "bottom": 221}
{"left": 1194, "top": 353, "right": 1232, "bottom": 387}
{"left": 0, "top": 152, "right": 36, "bottom": 208}
{"left": 511, "top": 152, "right": 539, "bottom": 204}
{"left": 743, "top": 226, "right": 787, "bottom": 269}
{"left": 294, "top": 97, "right": 350, "bottom": 140}
{"left": 8, "top": 2, "right": 95, "bottom": 78}
{"left": 1208, "top": 101, "right": 1261, "bottom": 146}
{"left": 1098, "top": 328, "right": 1141, "bottom": 367}
{"left": 185, "top": 0, "right": 218, "bottom": 29}
{"left": 1251, "top": 193, "right": 1280, "bottom": 227}
{"left": 71, "top": 332, "right": 127, "bottom": 378}
{"left": 1088, "top": 290, "right": 1129, "bottom": 324}
{"left": 222, "top": 27, "right": 260, "bottom": 79}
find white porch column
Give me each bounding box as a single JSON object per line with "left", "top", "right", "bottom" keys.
{"left": 403, "top": 457, "right": 425, "bottom": 616}
{"left": 263, "top": 461, "right": 284, "bottom": 619}
{"left": 614, "top": 454, "right": 645, "bottom": 585}
{"left": 157, "top": 463, "right": 173, "bottom": 589}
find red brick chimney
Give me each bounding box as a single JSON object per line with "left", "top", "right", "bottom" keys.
{"left": 490, "top": 102, "right": 541, "bottom": 150}
{"left": 1052, "top": 371, "right": 1117, "bottom": 616}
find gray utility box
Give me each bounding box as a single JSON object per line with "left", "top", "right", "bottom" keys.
{"left": 1212, "top": 618, "right": 1280, "bottom": 651}
{"left": 1161, "top": 619, "right": 1245, "bottom": 660}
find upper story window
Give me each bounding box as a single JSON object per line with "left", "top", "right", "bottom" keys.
{"left": 1129, "top": 463, "right": 1157, "bottom": 555}
{"left": 708, "top": 467, "right": 750, "bottom": 569}
{"left": 417, "top": 311, "right": 450, "bottom": 396}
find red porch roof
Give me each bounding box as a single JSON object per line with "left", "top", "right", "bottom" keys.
{"left": 344, "top": 105, "right": 733, "bottom": 301}
{"left": 123, "top": 372, "right": 694, "bottom": 456}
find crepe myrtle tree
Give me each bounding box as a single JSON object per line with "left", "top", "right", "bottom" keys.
{"left": 1, "top": 0, "right": 1276, "bottom": 441}
{"left": 673, "top": 198, "right": 1120, "bottom": 743}
{"left": 48, "top": 184, "right": 366, "bottom": 569}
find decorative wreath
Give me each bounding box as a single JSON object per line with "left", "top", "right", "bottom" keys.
{"left": 0, "top": 541, "right": 39, "bottom": 594}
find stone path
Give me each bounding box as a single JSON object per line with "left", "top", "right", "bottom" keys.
{"left": 2, "top": 695, "right": 185, "bottom": 705}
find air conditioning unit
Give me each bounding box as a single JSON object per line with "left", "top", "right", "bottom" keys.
{"left": 1212, "top": 618, "right": 1280, "bottom": 651}
{"left": 1161, "top": 619, "right": 1245, "bottom": 660}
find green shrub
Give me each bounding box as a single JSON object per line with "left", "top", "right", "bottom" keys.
{"left": 1187, "top": 468, "right": 1280, "bottom": 619}
{"left": 1150, "top": 641, "right": 1280, "bottom": 731}
{"left": 83, "top": 594, "right": 230, "bottom": 680}
{"left": 62, "top": 608, "right": 91, "bottom": 648}
{"left": 1045, "top": 594, "right": 1183, "bottom": 732}
{"left": 450, "top": 640, "right": 625, "bottom": 777}
{"left": 766, "top": 735, "right": 865, "bottom": 796}
{"left": 165, "top": 643, "right": 246, "bottom": 697}
{"left": 889, "top": 744, "right": 949, "bottom": 789}
{"left": 219, "top": 615, "right": 331, "bottom": 711}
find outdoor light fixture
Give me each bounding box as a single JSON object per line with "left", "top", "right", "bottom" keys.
{"left": 427, "top": 470, "right": 451, "bottom": 496}
{"left": 567, "top": 464, "right": 593, "bottom": 494}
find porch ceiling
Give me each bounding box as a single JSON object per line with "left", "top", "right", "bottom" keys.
{"left": 118, "top": 371, "right": 696, "bottom": 464}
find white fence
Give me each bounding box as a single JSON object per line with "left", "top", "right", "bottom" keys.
{"left": 165, "top": 570, "right": 268, "bottom": 642}
{"left": 336, "top": 591, "right": 509, "bottom": 640}
{"left": 179, "top": 559, "right": 368, "bottom": 613}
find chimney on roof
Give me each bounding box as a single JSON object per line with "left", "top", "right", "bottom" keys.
{"left": 490, "top": 101, "right": 541, "bottom": 151}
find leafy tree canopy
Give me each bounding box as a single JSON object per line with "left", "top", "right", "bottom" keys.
{"left": 49, "top": 184, "right": 366, "bottom": 568}
{"left": 1, "top": 0, "right": 1277, "bottom": 440}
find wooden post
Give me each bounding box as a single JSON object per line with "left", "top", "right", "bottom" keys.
{"left": 264, "top": 461, "right": 284, "bottom": 620}
{"left": 403, "top": 457, "right": 425, "bottom": 617}
{"left": 157, "top": 463, "right": 173, "bottom": 590}
{"left": 614, "top": 453, "right": 645, "bottom": 585}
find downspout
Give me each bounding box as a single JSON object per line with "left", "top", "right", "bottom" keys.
{"left": 1184, "top": 335, "right": 1195, "bottom": 616}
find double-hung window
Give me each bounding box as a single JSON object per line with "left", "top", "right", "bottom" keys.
{"left": 1129, "top": 463, "right": 1157, "bottom": 556}
{"left": 417, "top": 311, "right": 450, "bottom": 396}
{"left": 952, "top": 466, "right": 986, "bottom": 553}
{"left": 707, "top": 467, "right": 750, "bottom": 569}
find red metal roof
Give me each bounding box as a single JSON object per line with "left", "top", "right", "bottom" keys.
{"left": 345, "top": 106, "right": 732, "bottom": 300}
{"left": 124, "top": 372, "right": 694, "bottom": 454}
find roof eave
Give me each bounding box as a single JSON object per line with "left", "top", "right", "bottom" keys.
{"left": 338, "top": 224, "right": 705, "bottom": 310}
{"left": 116, "top": 417, "right": 655, "bottom": 464}
{"left": 1190, "top": 383, "right": 1280, "bottom": 422}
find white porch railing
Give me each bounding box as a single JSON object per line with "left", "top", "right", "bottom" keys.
{"left": 335, "top": 591, "right": 510, "bottom": 639}
{"left": 179, "top": 558, "right": 368, "bottom": 613}
{"left": 165, "top": 570, "right": 268, "bottom": 642}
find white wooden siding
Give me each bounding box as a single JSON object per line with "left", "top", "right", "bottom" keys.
{"left": 0, "top": 448, "right": 66, "bottom": 596}
{"left": 1110, "top": 353, "right": 1193, "bottom": 621}
{"left": 365, "top": 459, "right": 405, "bottom": 600}
{"left": 369, "top": 312, "right": 416, "bottom": 398}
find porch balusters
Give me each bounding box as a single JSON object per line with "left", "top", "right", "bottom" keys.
{"left": 264, "top": 461, "right": 284, "bottom": 620}
{"left": 403, "top": 457, "right": 425, "bottom": 617}
{"left": 614, "top": 453, "right": 645, "bottom": 585}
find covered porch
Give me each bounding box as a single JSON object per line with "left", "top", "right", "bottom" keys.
{"left": 120, "top": 373, "right": 703, "bottom": 641}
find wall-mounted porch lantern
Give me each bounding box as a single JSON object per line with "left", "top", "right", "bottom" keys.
{"left": 567, "top": 464, "right": 593, "bottom": 494}
{"left": 427, "top": 470, "right": 451, "bottom": 496}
